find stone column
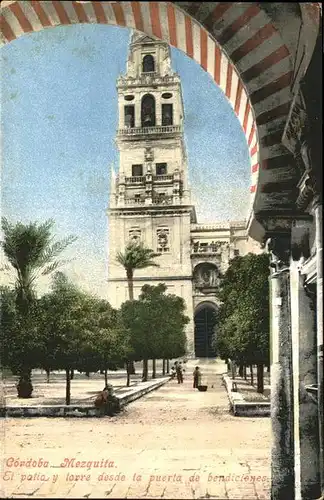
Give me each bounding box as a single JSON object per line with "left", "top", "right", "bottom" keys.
{"left": 268, "top": 236, "right": 295, "bottom": 500}
{"left": 290, "top": 260, "right": 320, "bottom": 499}
{"left": 313, "top": 198, "right": 324, "bottom": 495}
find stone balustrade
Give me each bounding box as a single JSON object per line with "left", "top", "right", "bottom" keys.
{"left": 124, "top": 175, "right": 174, "bottom": 184}
{"left": 152, "top": 196, "right": 173, "bottom": 205}
{"left": 124, "top": 198, "right": 145, "bottom": 205}
{"left": 117, "top": 125, "right": 182, "bottom": 136}
{"left": 152, "top": 174, "right": 174, "bottom": 182}
{"left": 125, "top": 176, "right": 145, "bottom": 184}
{"left": 191, "top": 242, "right": 229, "bottom": 254}
{"left": 117, "top": 73, "right": 180, "bottom": 88}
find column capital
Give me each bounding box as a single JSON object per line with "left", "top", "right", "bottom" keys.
{"left": 256, "top": 210, "right": 309, "bottom": 236}
{"left": 266, "top": 235, "right": 291, "bottom": 272}
{"left": 311, "top": 192, "right": 323, "bottom": 211}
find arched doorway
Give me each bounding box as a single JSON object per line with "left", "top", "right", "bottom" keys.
{"left": 194, "top": 302, "right": 217, "bottom": 358}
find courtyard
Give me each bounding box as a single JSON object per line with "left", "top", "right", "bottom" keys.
{"left": 1, "top": 360, "right": 270, "bottom": 500}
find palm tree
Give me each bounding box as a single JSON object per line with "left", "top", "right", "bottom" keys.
{"left": 1, "top": 218, "right": 77, "bottom": 311}
{"left": 116, "top": 241, "right": 160, "bottom": 301}
{"left": 1, "top": 217, "right": 77, "bottom": 395}
{"left": 116, "top": 241, "right": 160, "bottom": 384}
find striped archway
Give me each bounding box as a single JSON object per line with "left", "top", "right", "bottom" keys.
{"left": 1, "top": 1, "right": 321, "bottom": 241}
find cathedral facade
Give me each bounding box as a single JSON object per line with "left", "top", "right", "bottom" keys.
{"left": 107, "top": 32, "right": 261, "bottom": 357}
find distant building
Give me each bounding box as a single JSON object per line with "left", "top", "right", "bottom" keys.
{"left": 107, "top": 32, "right": 261, "bottom": 357}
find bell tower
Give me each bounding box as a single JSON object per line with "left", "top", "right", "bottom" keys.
{"left": 107, "top": 32, "right": 196, "bottom": 353}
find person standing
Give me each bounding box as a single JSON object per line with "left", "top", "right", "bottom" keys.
{"left": 175, "top": 362, "right": 183, "bottom": 384}
{"left": 179, "top": 362, "right": 184, "bottom": 383}
{"left": 193, "top": 366, "right": 201, "bottom": 389}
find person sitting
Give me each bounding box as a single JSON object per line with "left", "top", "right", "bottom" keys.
{"left": 94, "top": 385, "right": 120, "bottom": 415}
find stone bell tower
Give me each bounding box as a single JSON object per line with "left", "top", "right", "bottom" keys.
{"left": 107, "top": 31, "right": 196, "bottom": 353}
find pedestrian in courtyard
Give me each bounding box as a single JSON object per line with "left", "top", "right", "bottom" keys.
{"left": 179, "top": 362, "right": 185, "bottom": 382}
{"left": 193, "top": 366, "right": 201, "bottom": 389}
{"left": 175, "top": 362, "right": 184, "bottom": 384}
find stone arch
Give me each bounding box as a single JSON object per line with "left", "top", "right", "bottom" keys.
{"left": 1, "top": 1, "right": 321, "bottom": 239}
{"left": 194, "top": 300, "right": 218, "bottom": 316}
{"left": 142, "top": 53, "right": 155, "bottom": 73}
{"left": 141, "top": 93, "right": 156, "bottom": 127}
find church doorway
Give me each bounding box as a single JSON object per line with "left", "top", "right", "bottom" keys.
{"left": 194, "top": 303, "right": 217, "bottom": 358}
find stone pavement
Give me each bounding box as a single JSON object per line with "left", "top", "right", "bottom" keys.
{"left": 1, "top": 359, "right": 270, "bottom": 499}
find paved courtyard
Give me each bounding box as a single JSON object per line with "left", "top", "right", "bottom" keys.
{"left": 1, "top": 360, "right": 270, "bottom": 499}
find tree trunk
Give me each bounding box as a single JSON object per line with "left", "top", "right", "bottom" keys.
{"left": 126, "top": 270, "right": 134, "bottom": 301}
{"left": 152, "top": 359, "right": 156, "bottom": 379}
{"left": 142, "top": 359, "right": 148, "bottom": 381}
{"left": 126, "top": 361, "right": 131, "bottom": 387}
{"left": 243, "top": 365, "right": 247, "bottom": 380}
{"left": 65, "top": 368, "right": 71, "bottom": 405}
{"left": 125, "top": 267, "right": 134, "bottom": 384}
{"left": 166, "top": 359, "right": 170, "bottom": 374}
{"left": 239, "top": 364, "right": 244, "bottom": 377}
{"left": 257, "top": 363, "right": 264, "bottom": 393}
{"left": 162, "top": 359, "right": 166, "bottom": 375}
{"left": 231, "top": 360, "right": 236, "bottom": 379}
{"left": 70, "top": 369, "right": 74, "bottom": 380}
{"left": 104, "top": 369, "right": 108, "bottom": 386}
{"left": 267, "top": 364, "right": 270, "bottom": 373}
{"left": 45, "top": 368, "right": 50, "bottom": 383}
{"left": 250, "top": 364, "right": 254, "bottom": 386}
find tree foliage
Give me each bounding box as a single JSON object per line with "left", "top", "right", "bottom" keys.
{"left": 35, "top": 273, "right": 129, "bottom": 403}
{"left": 213, "top": 253, "right": 270, "bottom": 367}
{"left": 120, "top": 283, "right": 189, "bottom": 367}
{"left": 0, "top": 286, "right": 44, "bottom": 375}
{"left": 37, "top": 272, "right": 126, "bottom": 373}
{"left": 116, "top": 241, "right": 160, "bottom": 300}
{"left": 1, "top": 218, "right": 76, "bottom": 313}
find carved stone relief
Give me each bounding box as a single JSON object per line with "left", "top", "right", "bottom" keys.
{"left": 129, "top": 229, "right": 141, "bottom": 243}
{"left": 157, "top": 228, "right": 169, "bottom": 252}
{"left": 194, "top": 263, "right": 219, "bottom": 291}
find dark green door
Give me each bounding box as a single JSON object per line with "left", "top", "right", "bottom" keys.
{"left": 194, "top": 306, "right": 217, "bottom": 357}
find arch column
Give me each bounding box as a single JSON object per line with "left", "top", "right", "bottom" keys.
{"left": 283, "top": 84, "right": 324, "bottom": 495}
{"left": 290, "top": 257, "right": 320, "bottom": 499}
{"left": 268, "top": 234, "right": 295, "bottom": 500}
{"left": 313, "top": 196, "right": 324, "bottom": 495}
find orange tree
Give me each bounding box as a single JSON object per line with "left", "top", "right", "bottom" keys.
{"left": 213, "top": 253, "right": 270, "bottom": 393}
{"left": 120, "top": 284, "right": 188, "bottom": 381}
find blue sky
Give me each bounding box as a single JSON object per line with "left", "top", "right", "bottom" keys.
{"left": 1, "top": 24, "right": 250, "bottom": 297}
